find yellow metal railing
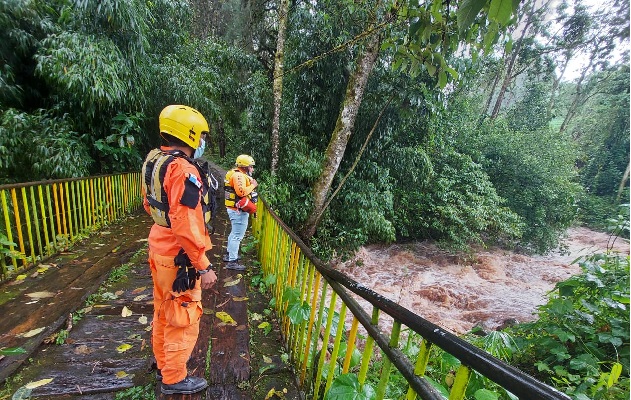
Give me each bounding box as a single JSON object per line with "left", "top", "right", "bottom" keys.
{"left": 0, "top": 173, "right": 142, "bottom": 281}
{"left": 252, "top": 202, "right": 571, "bottom": 400}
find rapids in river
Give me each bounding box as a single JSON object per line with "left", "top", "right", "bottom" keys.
{"left": 334, "top": 227, "right": 630, "bottom": 335}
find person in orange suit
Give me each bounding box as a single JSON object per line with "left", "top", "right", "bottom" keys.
{"left": 223, "top": 154, "right": 258, "bottom": 271}
{"left": 141, "top": 105, "right": 217, "bottom": 395}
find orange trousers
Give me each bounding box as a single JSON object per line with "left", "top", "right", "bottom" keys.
{"left": 149, "top": 251, "right": 203, "bottom": 385}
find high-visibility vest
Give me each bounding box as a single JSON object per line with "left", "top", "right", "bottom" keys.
{"left": 142, "top": 149, "right": 218, "bottom": 230}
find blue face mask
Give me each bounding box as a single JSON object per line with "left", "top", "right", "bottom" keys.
{"left": 193, "top": 138, "right": 206, "bottom": 159}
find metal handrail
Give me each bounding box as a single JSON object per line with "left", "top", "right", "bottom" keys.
{"left": 0, "top": 172, "right": 142, "bottom": 281}
{"left": 252, "top": 201, "right": 571, "bottom": 400}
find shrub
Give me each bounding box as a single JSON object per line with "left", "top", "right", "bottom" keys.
{"left": 511, "top": 251, "right": 630, "bottom": 399}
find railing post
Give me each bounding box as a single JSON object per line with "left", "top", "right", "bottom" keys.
{"left": 21, "top": 187, "right": 35, "bottom": 263}
{"left": 0, "top": 173, "right": 142, "bottom": 281}
{"left": 1, "top": 189, "right": 17, "bottom": 271}
{"left": 449, "top": 364, "right": 472, "bottom": 400}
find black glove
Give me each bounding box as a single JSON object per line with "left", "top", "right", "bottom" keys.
{"left": 173, "top": 249, "right": 192, "bottom": 293}
{"left": 187, "top": 266, "right": 200, "bottom": 288}
{"left": 172, "top": 266, "right": 190, "bottom": 293}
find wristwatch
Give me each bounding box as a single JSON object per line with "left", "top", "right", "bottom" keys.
{"left": 198, "top": 264, "right": 213, "bottom": 274}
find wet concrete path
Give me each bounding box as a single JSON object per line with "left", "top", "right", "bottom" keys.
{"left": 0, "top": 162, "right": 301, "bottom": 400}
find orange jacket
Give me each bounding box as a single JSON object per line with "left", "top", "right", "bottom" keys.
{"left": 225, "top": 168, "right": 256, "bottom": 210}
{"left": 142, "top": 146, "right": 212, "bottom": 271}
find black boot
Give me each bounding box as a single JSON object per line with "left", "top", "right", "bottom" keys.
{"left": 161, "top": 375, "right": 208, "bottom": 395}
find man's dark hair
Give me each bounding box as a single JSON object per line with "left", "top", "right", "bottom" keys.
{"left": 161, "top": 133, "right": 189, "bottom": 148}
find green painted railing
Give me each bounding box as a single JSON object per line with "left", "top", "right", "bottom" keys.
{"left": 0, "top": 173, "right": 142, "bottom": 281}
{"left": 252, "top": 202, "right": 572, "bottom": 400}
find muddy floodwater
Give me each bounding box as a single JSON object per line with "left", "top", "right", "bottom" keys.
{"left": 335, "top": 227, "right": 630, "bottom": 335}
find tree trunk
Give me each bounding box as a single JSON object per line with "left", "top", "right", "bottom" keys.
{"left": 490, "top": 10, "right": 534, "bottom": 118}
{"left": 484, "top": 64, "right": 503, "bottom": 116}
{"left": 301, "top": 32, "right": 381, "bottom": 239}
{"left": 270, "top": 0, "right": 289, "bottom": 176}
{"left": 559, "top": 54, "right": 594, "bottom": 135}
{"left": 617, "top": 161, "right": 630, "bottom": 202}
{"left": 548, "top": 51, "right": 571, "bottom": 119}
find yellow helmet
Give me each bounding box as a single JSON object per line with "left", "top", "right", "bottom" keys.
{"left": 235, "top": 154, "right": 255, "bottom": 167}
{"left": 159, "top": 105, "right": 209, "bottom": 149}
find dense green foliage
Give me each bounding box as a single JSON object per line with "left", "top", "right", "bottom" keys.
{"left": 476, "top": 124, "right": 581, "bottom": 253}
{"left": 568, "top": 66, "right": 631, "bottom": 231}
{"left": 0, "top": 0, "right": 267, "bottom": 182}
{"left": 0, "top": 108, "right": 91, "bottom": 180}
{"left": 0, "top": 0, "right": 627, "bottom": 255}
{"left": 511, "top": 251, "right": 630, "bottom": 399}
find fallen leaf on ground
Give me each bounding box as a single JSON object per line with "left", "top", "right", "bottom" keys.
{"left": 25, "top": 378, "right": 54, "bottom": 389}
{"left": 222, "top": 273, "right": 242, "bottom": 282}
{"left": 26, "top": 291, "right": 56, "bottom": 299}
{"left": 0, "top": 347, "right": 26, "bottom": 355}
{"left": 43, "top": 333, "right": 58, "bottom": 344}
{"left": 133, "top": 294, "right": 148, "bottom": 302}
{"left": 80, "top": 306, "right": 93, "bottom": 314}
{"left": 16, "top": 274, "right": 27, "bottom": 281}
{"left": 138, "top": 315, "right": 148, "bottom": 324}
{"left": 74, "top": 345, "right": 93, "bottom": 355}
{"left": 224, "top": 277, "right": 241, "bottom": 287}
{"left": 116, "top": 371, "right": 129, "bottom": 378}
{"left": 131, "top": 286, "right": 147, "bottom": 294}
{"left": 265, "top": 387, "right": 287, "bottom": 399}
{"left": 116, "top": 344, "right": 133, "bottom": 353}
{"left": 233, "top": 296, "right": 249, "bottom": 302}
{"left": 121, "top": 306, "right": 132, "bottom": 317}
{"left": 18, "top": 327, "right": 46, "bottom": 338}
{"left": 215, "top": 311, "right": 237, "bottom": 325}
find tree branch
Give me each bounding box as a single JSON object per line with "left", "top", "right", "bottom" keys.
{"left": 317, "top": 95, "right": 395, "bottom": 223}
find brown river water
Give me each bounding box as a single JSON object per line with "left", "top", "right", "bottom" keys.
{"left": 334, "top": 227, "right": 630, "bottom": 335}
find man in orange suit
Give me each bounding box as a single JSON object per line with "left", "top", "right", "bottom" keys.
{"left": 141, "top": 105, "right": 217, "bottom": 395}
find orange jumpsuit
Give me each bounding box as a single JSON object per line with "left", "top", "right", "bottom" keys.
{"left": 225, "top": 168, "right": 256, "bottom": 209}
{"left": 142, "top": 146, "right": 212, "bottom": 385}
